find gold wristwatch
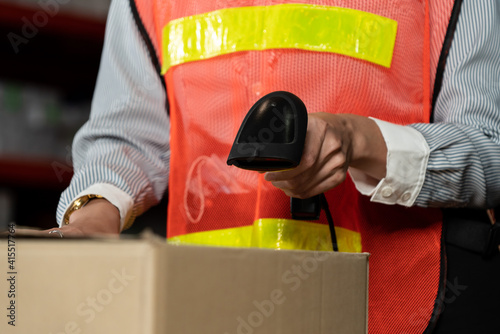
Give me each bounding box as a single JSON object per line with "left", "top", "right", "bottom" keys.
{"left": 63, "top": 194, "right": 104, "bottom": 225}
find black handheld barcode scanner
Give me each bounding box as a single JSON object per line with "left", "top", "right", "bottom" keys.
{"left": 227, "top": 91, "right": 338, "bottom": 251}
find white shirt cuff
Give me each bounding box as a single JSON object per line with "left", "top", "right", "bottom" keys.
{"left": 349, "top": 118, "right": 430, "bottom": 207}
{"left": 60, "top": 183, "right": 134, "bottom": 231}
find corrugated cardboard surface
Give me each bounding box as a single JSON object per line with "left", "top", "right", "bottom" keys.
{"left": 0, "top": 236, "right": 368, "bottom": 334}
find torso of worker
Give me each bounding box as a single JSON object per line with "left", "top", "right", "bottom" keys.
{"left": 129, "top": 1, "right": 456, "bottom": 332}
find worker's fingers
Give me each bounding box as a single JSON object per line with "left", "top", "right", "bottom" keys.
{"left": 265, "top": 116, "right": 326, "bottom": 182}
{"left": 46, "top": 225, "right": 86, "bottom": 238}
{"left": 270, "top": 153, "right": 348, "bottom": 198}
{"left": 45, "top": 224, "right": 119, "bottom": 239}
{"left": 19, "top": 222, "right": 115, "bottom": 239}
{"left": 265, "top": 113, "right": 352, "bottom": 198}
{"left": 9, "top": 225, "right": 86, "bottom": 238}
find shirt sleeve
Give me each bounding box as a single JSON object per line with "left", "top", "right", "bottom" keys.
{"left": 349, "top": 118, "right": 430, "bottom": 207}
{"left": 351, "top": 0, "right": 500, "bottom": 209}
{"left": 56, "top": 0, "right": 170, "bottom": 229}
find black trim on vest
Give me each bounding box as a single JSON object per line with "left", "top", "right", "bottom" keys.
{"left": 423, "top": 222, "right": 448, "bottom": 334}
{"left": 128, "top": 0, "right": 169, "bottom": 113}
{"left": 424, "top": 1, "right": 464, "bottom": 332}
{"left": 430, "top": 0, "right": 464, "bottom": 122}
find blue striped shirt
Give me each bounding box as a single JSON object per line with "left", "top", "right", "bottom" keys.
{"left": 410, "top": 0, "right": 500, "bottom": 208}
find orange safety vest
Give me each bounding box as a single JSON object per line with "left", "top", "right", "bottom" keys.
{"left": 132, "top": 0, "right": 456, "bottom": 332}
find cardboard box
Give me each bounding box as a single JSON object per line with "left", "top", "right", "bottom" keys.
{"left": 0, "top": 234, "right": 368, "bottom": 334}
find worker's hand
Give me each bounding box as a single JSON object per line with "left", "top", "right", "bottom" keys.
{"left": 46, "top": 198, "right": 121, "bottom": 238}
{"left": 264, "top": 113, "right": 387, "bottom": 198}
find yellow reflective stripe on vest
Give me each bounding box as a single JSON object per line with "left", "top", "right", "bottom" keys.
{"left": 161, "top": 4, "right": 398, "bottom": 73}
{"left": 168, "top": 219, "right": 362, "bottom": 253}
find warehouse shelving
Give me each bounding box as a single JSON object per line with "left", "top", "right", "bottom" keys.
{"left": 0, "top": 0, "right": 107, "bottom": 228}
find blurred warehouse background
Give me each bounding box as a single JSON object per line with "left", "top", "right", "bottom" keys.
{"left": 0, "top": 0, "right": 167, "bottom": 236}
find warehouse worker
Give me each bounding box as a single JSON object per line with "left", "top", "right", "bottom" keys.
{"left": 52, "top": 0, "right": 500, "bottom": 332}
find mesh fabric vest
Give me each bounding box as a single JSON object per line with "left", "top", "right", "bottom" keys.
{"left": 132, "top": 0, "right": 456, "bottom": 332}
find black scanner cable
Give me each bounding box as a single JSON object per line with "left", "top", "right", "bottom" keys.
{"left": 320, "top": 194, "right": 339, "bottom": 252}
